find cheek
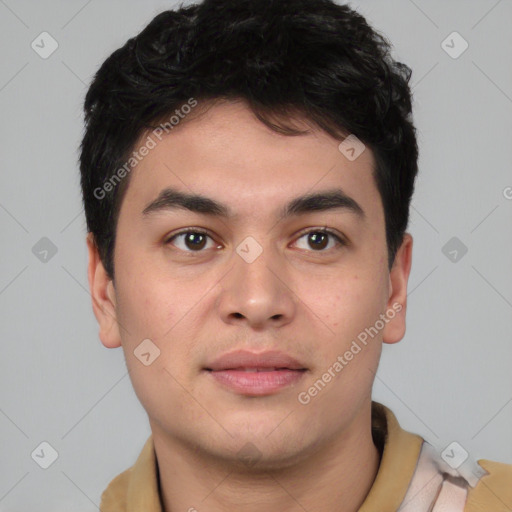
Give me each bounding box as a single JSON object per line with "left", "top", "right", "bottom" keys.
{"left": 296, "top": 270, "right": 387, "bottom": 397}
{"left": 113, "top": 271, "right": 197, "bottom": 419}
{"left": 298, "top": 271, "right": 385, "bottom": 333}
{"left": 115, "top": 273, "right": 158, "bottom": 331}
{"left": 113, "top": 264, "right": 207, "bottom": 381}
{"left": 114, "top": 243, "right": 193, "bottom": 335}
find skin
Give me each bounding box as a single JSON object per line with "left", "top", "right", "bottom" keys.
{"left": 88, "top": 99, "right": 413, "bottom": 512}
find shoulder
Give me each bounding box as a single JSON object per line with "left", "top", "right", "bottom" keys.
{"left": 465, "top": 459, "right": 512, "bottom": 511}
{"left": 99, "top": 467, "right": 132, "bottom": 512}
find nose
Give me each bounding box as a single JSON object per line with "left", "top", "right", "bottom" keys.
{"left": 215, "top": 242, "right": 297, "bottom": 330}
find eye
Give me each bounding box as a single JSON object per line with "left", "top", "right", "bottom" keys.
{"left": 164, "top": 227, "right": 346, "bottom": 254}
{"left": 165, "top": 229, "right": 220, "bottom": 252}
{"left": 293, "top": 228, "right": 346, "bottom": 252}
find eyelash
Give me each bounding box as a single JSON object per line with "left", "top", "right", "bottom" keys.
{"left": 164, "top": 227, "right": 346, "bottom": 253}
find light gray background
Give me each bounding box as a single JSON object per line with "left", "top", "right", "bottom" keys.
{"left": 1, "top": 0, "right": 511, "bottom": 510}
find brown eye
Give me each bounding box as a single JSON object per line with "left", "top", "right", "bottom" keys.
{"left": 166, "top": 230, "right": 218, "bottom": 252}
{"left": 307, "top": 232, "right": 329, "bottom": 250}
{"left": 182, "top": 232, "right": 208, "bottom": 250}
{"left": 294, "top": 229, "right": 345, "bottom": 252}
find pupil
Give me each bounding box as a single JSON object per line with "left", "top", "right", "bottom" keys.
{"left": 186, "top": 233, "right": 206, "bottom": 250}
{"left": 310, "top": 232, "right": 327, "bottom": 250}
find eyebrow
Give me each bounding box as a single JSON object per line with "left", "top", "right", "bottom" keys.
{"left": 142, "top": 187, "right": 365, "bottom": 221}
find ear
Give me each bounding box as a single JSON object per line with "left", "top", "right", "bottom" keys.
{"left": 382, "top": 233, "right": 413, "bottom": 345}
{"left": 86, "top": 233, "right": 121, "bottom": 348}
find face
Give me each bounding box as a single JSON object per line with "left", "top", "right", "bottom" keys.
{"left": 88, "top": 100, "right": 412, "bottom": 469}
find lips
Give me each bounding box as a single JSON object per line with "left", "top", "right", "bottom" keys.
{"left": 226, "top": 367, "right": 289, "bottom": 372}
{"left": 204, "top": 349, "right": 307, "bottom": 372}
{"left": 204, "top": 350, "right": 307, "bottom": 396}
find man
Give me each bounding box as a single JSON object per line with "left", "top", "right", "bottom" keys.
{"left": 79, "top": 0, "right": 512, "bottom": 510}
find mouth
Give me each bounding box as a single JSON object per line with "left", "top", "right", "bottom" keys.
{"left": 204, "top": 366, "right": 307, "bottom": 396}
{"left": 203, "top": 349, "right": 308, "bottom": 396}
{"left": 205, "top": 367, "right": 306, "bottom": 372}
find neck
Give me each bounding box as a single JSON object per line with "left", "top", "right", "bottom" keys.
{"left": 152, "top": 403, "right": 381, "bottom": 512}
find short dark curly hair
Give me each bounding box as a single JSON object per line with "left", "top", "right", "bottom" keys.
{"left": 79, "top": 0, "right": 419, "bottom": 279}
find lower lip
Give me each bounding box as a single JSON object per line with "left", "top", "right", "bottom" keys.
{"left": 206, "top": 369, "right": 306, "bottom": 395}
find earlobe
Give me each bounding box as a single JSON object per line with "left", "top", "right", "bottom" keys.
{"left": 86, "top": 233, "right": 122, "bottom": 349}
{"left": 382, "top": 233, "right": 413, "bottom": 345}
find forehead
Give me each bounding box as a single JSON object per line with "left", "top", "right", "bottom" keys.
{"left": 120, "top": 101, "right": 383, "bottom": 225}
